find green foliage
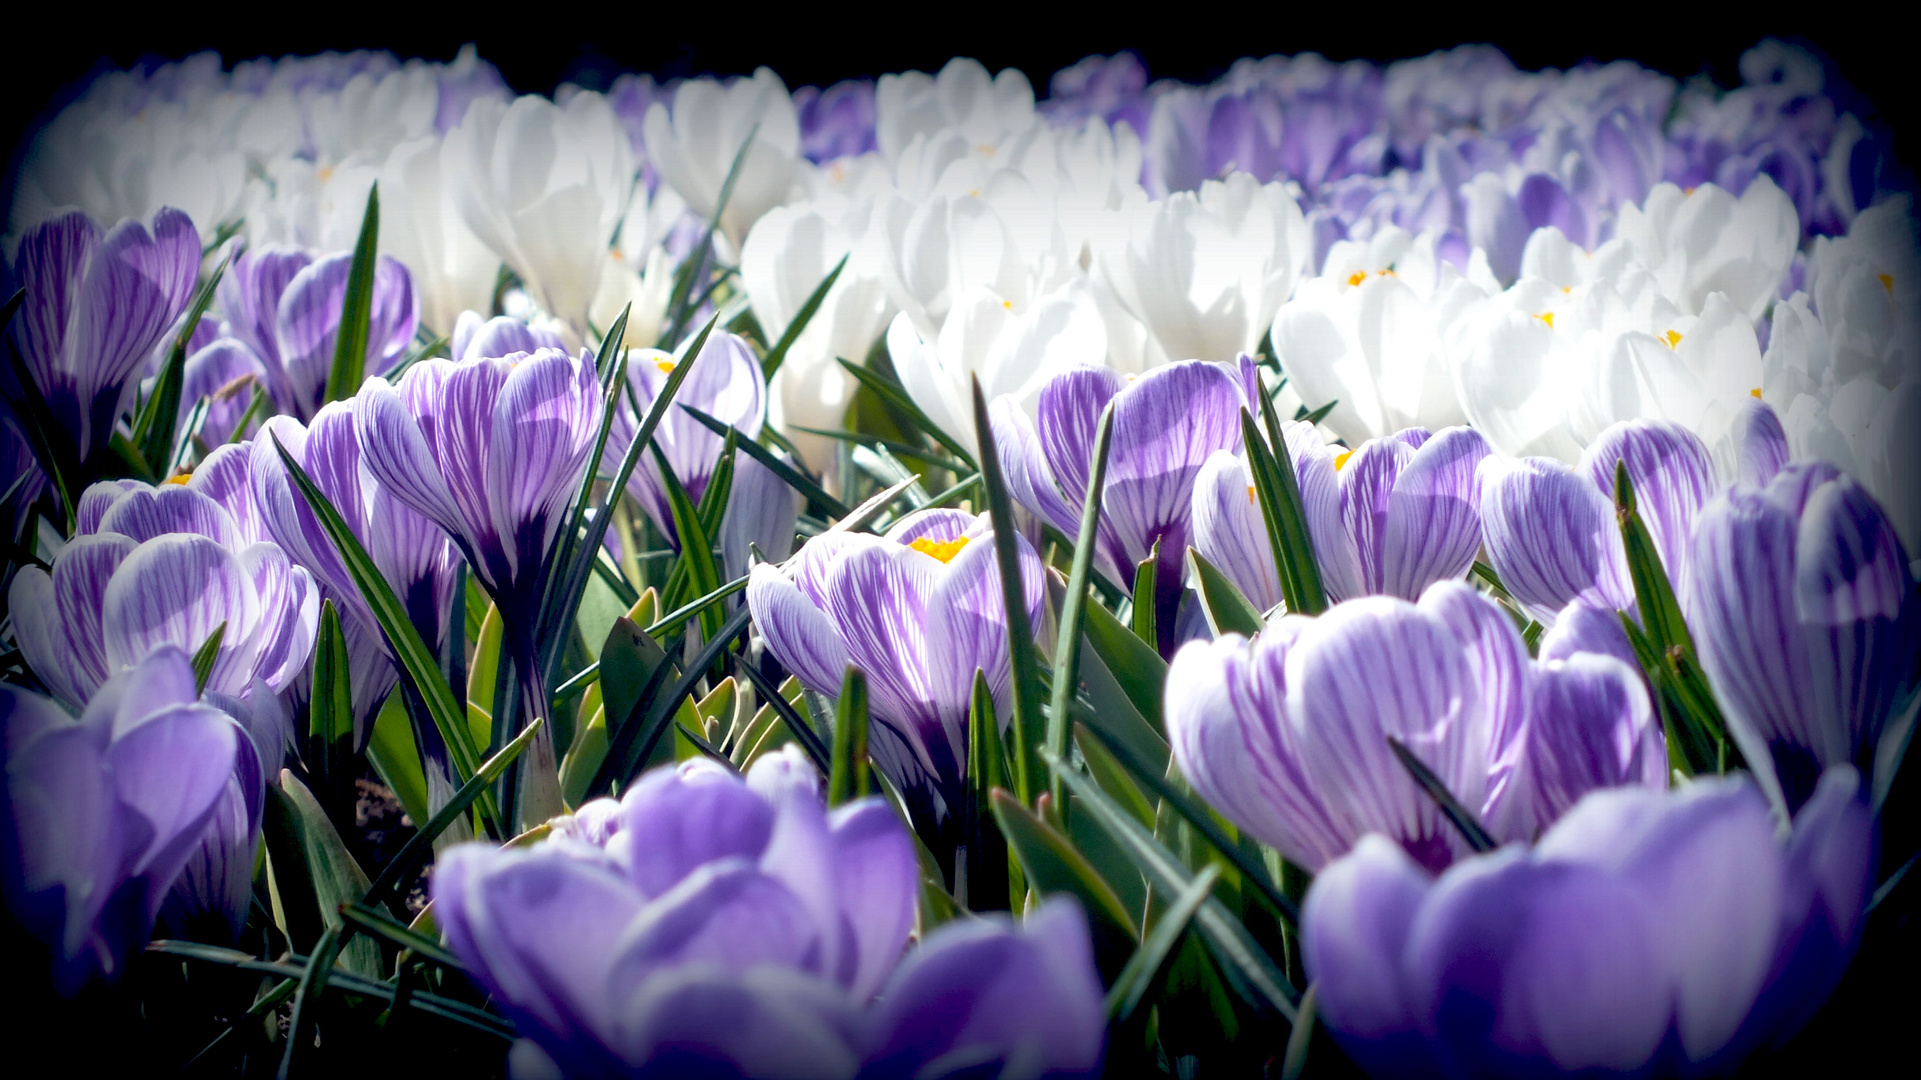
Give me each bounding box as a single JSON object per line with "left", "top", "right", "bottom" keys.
{"left": 322, "top": 185, "right": 380, "bottom": 405}
{"left": 827, "top": 666, "right": 872, "bottom": 805}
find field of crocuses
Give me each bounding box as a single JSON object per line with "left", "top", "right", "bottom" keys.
{"left": 1, "top": 38, "right": 1915, "bottom": 1078}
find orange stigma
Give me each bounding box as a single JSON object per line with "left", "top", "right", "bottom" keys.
{"left": 909, "top": 536, "right": 970, "bottom": 563}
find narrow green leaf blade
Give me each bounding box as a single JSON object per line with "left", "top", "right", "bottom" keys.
{"left": 323, "top": 184, "right": 380, "bottom": 404}
{"left": 1190, "top": 547, "right": 1265, "bottom": 637}
{"left": 840, "top": 357, "right": 978, "bottom": 468}
{"left": 1047, "top": 403, "right": 1117, "bottom": 814}
{"left": 1129, "top": 542, "right": 1159, "bottom": 646}
{"left": 133, "top": 247, "right": 230, "bottom": 471}
{"left": 1106, "top": 863, "right": 1220, "bottom": 1022}
{"left": 971, "top": 374, "right": 1041, "bottom": 804}
{"left": 1082, "top": 600, "right": 1168, "bottom": 736}
{"left": 992, "top": 789, "right": 1139, "bottom": 976}
{"left": 827, "top": 666, "right": 872, "bottom": 806}
{"left": 1385, "top": 735, "right": 1498, "bottom": 852}
{"left": 762, "top": 252, "right": 847, "bottom": 380}
{"left": 190, "top": 620, "right": 227, "bottom": 694}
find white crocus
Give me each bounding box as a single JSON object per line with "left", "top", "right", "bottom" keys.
{"left": 643, "top": 69, "right": 800, "bottom": 250}
{"left": 447, "top": 92, "right": 633, "bottom": 334}
{"left": 888, "top": 278, "right": 1110, "bottom": 456}
{"left": 875, "top": 58, "right": 1036, "bottom": 165}
{"left": 1097, "top": 171, "right": 1312, "bottom": 364}
{"left": 1614, "top": 176, "right": 1798, "bottom": 321}
{"left": 589, "top": 182, "right": 689, "bottom": 350}
{"left": 742, "top": 200, "right": 896, "bottom": 469}
{"left": 1272, "top": 227, "right": 1488, "bottom": 443}
{"left": 377, "top": 134, "right": 501, "bottom": 338}
{"left": 875, "top": 188, "right": 1032, "bottom": 340}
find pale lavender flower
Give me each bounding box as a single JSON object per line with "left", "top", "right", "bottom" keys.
{"left": 992, "top": 359, "right": 1249, "bottom": 654}
{"left": 1687, "top": 462, "right": 1920, "bottom": 810}
{"left": 1304, "top": 766, "right": 1875, "bottom": 1078}
{"left": 794, "top": 80, "right": 877, "bottom": 164}
{"left": 2, "top": 648, "right": 243, "bottom": 995}
{"left": 432, "top": 751, "right": 1103, "bottom": 1078}
{"left": 746, "top": 508, "right": 1043, "bottom": 861}
{"left": 1166, "top": 581, "right": 1661, "bottom": 873}
{"left": 1042, "top": 52, "right": 1153, "bottom": 139}
{"left": 7, "top": 475, "right": 319, "bottom": 710}
{"left": 3, "top": 207, "right": 198, "bottom": 469}
{"left": 450, "top": 310, "right": 566, "bottom": 362}
{"left": 1193, "top": 423, "right": 1490, "bottom": 610}
{"left": 1479, "top": 418, "right": 1718, "bottom": 623}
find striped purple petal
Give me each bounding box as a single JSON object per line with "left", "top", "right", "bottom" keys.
{"left": 1379, "top": 426, "right": 1490, "bottom": 600}
{"left": 746, "top": 566, "right": 851, "bottom": 699}
{"left": 9, "top": 534, "right": 136, "bottom": 708}
{"left": 1578, "top": 419, "right": 1717, "bottom": 598}
{"left": 1479, "top": 456, "right": 1632, "bottom": 623}
{"left": 1191, "top": 450, "right": 1283, "bottom": 610}
{"left": 95, "top": 484, "right": 242, "bottom": 548}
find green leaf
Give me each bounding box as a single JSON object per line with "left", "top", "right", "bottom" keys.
{"left": 962, "top": 672, "right": 1011, "bottom": 911}
{"left": 306, "top": 602, "right": 353, "bottom": 800}
{"left": 380, "top": 333, "right": 448, "bottom": 382}
{"left": 337, "top": 903, "right": 462, "bottom": 970}
{"left": 1047, "top": 402, "right": 1117, "bottom": 815}
{"left": 679, "top": 405, "right": 851, "bottom": 518}
{"left": 651, "top": 442, "right": 725, "bottom": 638}
{"left": 839, "top": 358, "right": 978, "bottom": 468}
{"left": 574, "top": 616, "right": 676, "bottom": 803}
{"left": 735, "top": 654, "right": 832, "bottom": 774}
{"left": 1130, "top": 541, "right": 1159, "bottom": 646}
{"left": 266, "top": 771, "right": 381, "bottom": 979}
{"left": 1107, "top": 862, "right": 1219, "bottom": 1022}
{"left": 993, "top": 789, "right": 1139, "bottom": 978}
{"left": 791, "top": 424, "right": 972, "bottom": 476}
{"left": 467, "top": 601, "right": 504, "bottom": 754}
{"left": 762, "top": 252, "right": 847, "bottom": 380}
{"left": 827, "top": 666, "right": 872, "bottom": 806}
{"left": 362, "top": 717, "right": 545, "bottom": 910}
{"left": 190, "top": 620, "right": 227, "bottom": 694}
{"left": 1082, "top": 600, "right": 1168, "bottom": 736}
{"left": 1279, "top": 981, "right": 1319, "bottom": 1080}
{"left": 366, "top": 692, "right": 430, "bottom": 827}
{"left": 323, "top": 183, "right": 380, "bottom": 404}
{"left": 1075, "top": 720, "right": 1296, "bottom": 924}
{"left": 1190, "top": 548, "right": 1265, "bottom": 637}
{"left": 268, "top": 433, "right": 494, "bottom": 828}
{"left": 602, "top": 604, "right": 755, "bottom": 794}
{"left": 133, "top": 247, "right": 231, "bottom": 473}
{"left": 1613, "top": 462, "right": 1693, "bottom": 655}
{"left": 1046, "top": 751, "right": 1299, "bottom": 1020}
{"left": 1385, "top": 735, "right": 1498, "bottom": 852}
{"left": 1242, "top": 405, "right": 1328, "bottom": 616}
{"left": 278, "top": 926, "right": 342, "bottom": 1080}
{"left": 971, "top": 374, "right": 1042, "bottom": 804}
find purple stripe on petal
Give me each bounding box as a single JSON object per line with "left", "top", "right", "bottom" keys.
{"left": 1538, "top": 599, "right": 1640, "bottom": 673}
{"left": 1104, "top": 361, "right": 1245, "bottom": 571}
{"left": 1037, "top": 366, "right": 1126, "bottom": 513}
{"left": 1381, "top": 427, "right": 1489, "bottom": 600}
{"left": 1579, "top": 419, "right": 1717, "bottom": 597}
{"left": 1283, "top": 420, "right": 1360, "bottom": 603}
{"left": 70, "top": 209, "right": 199, "bottom": 447}
{"left": 186, "top": 444, "right": 266, "bottom": 544}
{"left": 820, "top": 542, "right": 938, "bottom": 733}
{"left": 95, "top": 485, "right": 242, "bottom": 548}
{"left": 1479, "top": 456, "right": 1632, "bottom": 623}
{"left": 486, "top": 350, "right": 600, "bottom": 582}
{"left": 883, "top": 508, "right": 979, "bottom": 547}
{"left": 454, "top": 312, "right": 567, "bottom": 361}
{"left": 1729, "top": 400, "right": 1789, "bottom": 489}
{"left": 352, "top": 376, "right": 467, "bottom": 547}
{"left": 1191, "top": 450, "right": 1283, "bottom": 610}
{"left": 100, "top": 535, "right": 258, "bottom": 694}
{"left": 746, "top": 566, "right": 851, "bottom": 699}
{"left": 218, "top": 245, "right": 312, "bottom": 380}
{"left": 9, "top": 211, "right": 102, "bottom": 399}
{"left": 990, "top": 397, "right": 1084, "bottom": 547}
{"left": 923, "top": 528, "right": 1042, "bottom": 732}
{"left": 105, "top": 703, "right": 239, "bottom": 916}
{"left": 1339, "top": 437, "right": 1415, "bottom": 595}
{"left": 75, "top": 481, "right": 145, "bottom": 536}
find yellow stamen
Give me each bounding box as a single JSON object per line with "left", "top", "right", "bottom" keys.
{"left": 1335, "top": 449, "right": 1354, "bottom": 470}
{"left": 1246, "top": 484, "right": 1257, "bottom": 505}
{"left": 1347, "top": 272, "right": 1367, "bottom": 287}
{"left": 1751, "top": 387, "right": 1764, "bottom": 398}
{"left": 164, "top": 472, "right": 192, "bottom": 485}
{"left": 1538, "top": 311, "right": 1555, "bottom": 328}
{"left": 1002, "top": 299, "right": 1012, "bottom": 310}
{"left": 655, "top": 359, "right": 677, "bottom": 375}
{"left": 1664, "top": 329, "right": 1683, "bottom": 348}
{"left": 909, "top": 536, "right": 970, "bottom": 563}
{"left": 318, "top": 165, "right": 334, "bottom": 183}
{"left": 1379, "top": 268, "right": 1397, "bottom": 277}
{"left": 1561, "top": 286, "right": 1572, "bottom": 294}
{"left": 1880, "top": 272, "right": 1895, "bottom": 293}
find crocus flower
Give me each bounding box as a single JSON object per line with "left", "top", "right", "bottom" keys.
{"left": 450, "top": 310, "right": 567, "bottom": 362}
{"left": 1478, "top": 418, "right": 1718, "bottom": 623}
{"left": 745, "top": 509, "right": 1043, "bottom": 863}
{"left": 874, "top": 58, "right": 1037, "bottom": 166}
{"left": 252, "top": 404, "right": 461, "bottom": 739}
{"left": 992, "top": 359, "right": 1247, "bottom": 653}
{"left": 794, "top": 79, "right": 877, "bottom": 164}
{"left": 1167, "top": 581, "right": 1662, "bottom": 873}
{"left": 8, "top": 476, "right": 319, "bottom": 710}
{"left": 3, "top": 207, "right": 198, "bottom": 472}
{"left": 434, "top": 751, "right": 1104, "bottom": 1078}
{"left": 1096, "top": 172, "right": 1312, "bottom": 365}
{"left": 1303, "top": 766, "right": 1875, "bottom": 1079}
{"left": 1192, "top": 423, "right": 1490, "bottom": 610}
{"left": 209, "top": 242, "right": 419, "bottom": 422}
{"left": 2, "top": 648, "right": 243, "bottom": 995}
{"left": 643, "top": 69, "right": 800, "bottom": 250}
{"left": 1687, "top": 462, "right": 1920, "bottom": 811}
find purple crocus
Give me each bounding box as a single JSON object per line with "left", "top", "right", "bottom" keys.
{"left": 1303, "top": 766, "right": 1875, "bottom": 1078}
{"left": 1687, "top": 462, "right": 1920, "bottom": 810}
{"left": 1478, "top": 418, "right": 1718, "bottom": 623}
{"left": 1166, "top": 581, "right": 1662, "bottom": 873}
{"left": 1193, "top": 423, "right": 1490, "bottom": 610}
{"left": 434, "top": 751, "right": 1104, "bottom": 1077}
{"left": 1041, "top": 52, "right": 1153, "bottom": 139}
{"left": 2, "top": 207, "right": 197, "bottom": 474}
{"left": 2, "top": 648, "right": 243, "bottom": 995}
{"left": 794, "top": 79, "right": 878, "bottom": 164}
{"left": 252, "top": 404, "right": 461, "bottom": 740}
{"left": 450, "top": 310, "right": 566, "bottom": 362}
{"left": 8, "top": 475, "right": 319, "bottom": 710}
{"left": 212, "top": 243, "right": 418, "bottom": 422}
{"left": 352, "top": 345, "right": 601, "bottom": 819}
{"left": 745, "top": 508, "right": 1043, "bottom": 863}
{"left": 992, "top": 359, "right": 1248, "bottom": 654}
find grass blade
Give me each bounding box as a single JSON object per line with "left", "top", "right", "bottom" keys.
{"left": 277, "top": 927, "right": 342, "bottom": 1080}
{"left": 650, "top": 443, "right": 724, "bottom": 639}
{"left": 827, "top": 666, "right": 871, "bottom": 806}
{"left": 133, "top": 247, "right": 230, "bottom": 472}
{"left": 1107, "top": 863, "right": 1220, "bottom": 1022}
{"left": 1242, "top": 406, "right": 1328, "bottom": 616}
{"left": 190, "top": 620, "right": 227, "bottom": 694}
{"left": 735, "top": 654, "right": 832, "bottom": 774}
{"left": 840, "top": 358, "right": 977, "bottom": 468}
{"left": 1385, "top": 735, "right": 1498, "bottom": 852}
{"left": 971, "top": 374, "right": 1042, "bottom": 805}
{"left": 1129, "top": 542, "right": 1159, "bottom": 646}
{"left": 762, "top": 252, "right": 847, "bottom": 381}
{"left": 1190, "top": 547, "right": 1265, "bottom": 637}
{"left": 323, "top": 184, "right": 380, "bottom": 404}
{"left": 1048, "top": 402, "right": 1117, "bottom": 815}
{"left": 993, "top": 788, "right": 1139, "bottom": 977}
{"left": 1082, "top": 600, "right": 1167, "bottom": 735}
{"left": 680, "top": 404, "right": 851, "bottom": 517}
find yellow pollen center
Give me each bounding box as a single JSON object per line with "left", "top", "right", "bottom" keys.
{"left": 1751, "top": 387, "right": 1764, "bottom": 398}
{"left": 164, "top": 472, "right": 192, "bottom": 485}
{"left": 318, "top": 165, "right": 334, "bottom": 183}
{"left": 1246, "top": 484, "right": 1257, "bottom": 505}
{"left": 1335, "top": 450, "right": 1355, "bottom": 470}
{"left": 1002, "top": 300, "right": 1013, "bottom": 310}
{"left": 655, "top": 359, "right": 677, "bottom": 375}
{"left": 1880, "top": 272, "right": 1895, "bottom": 293}
{"left": 1561, "top": 286, "right": 1572, "bottom": 294}
{"left": 1538, "top": 311, "right": 1555, "bottom": 328}
{"left": 1347, "top": 272, "right": 1367, "bottom": 286}
{"left": 1664, "top": 329, "right": 1684, "bottom": 348}
{"left": 909, "top": 536, "right": 971, "bottom": 563}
